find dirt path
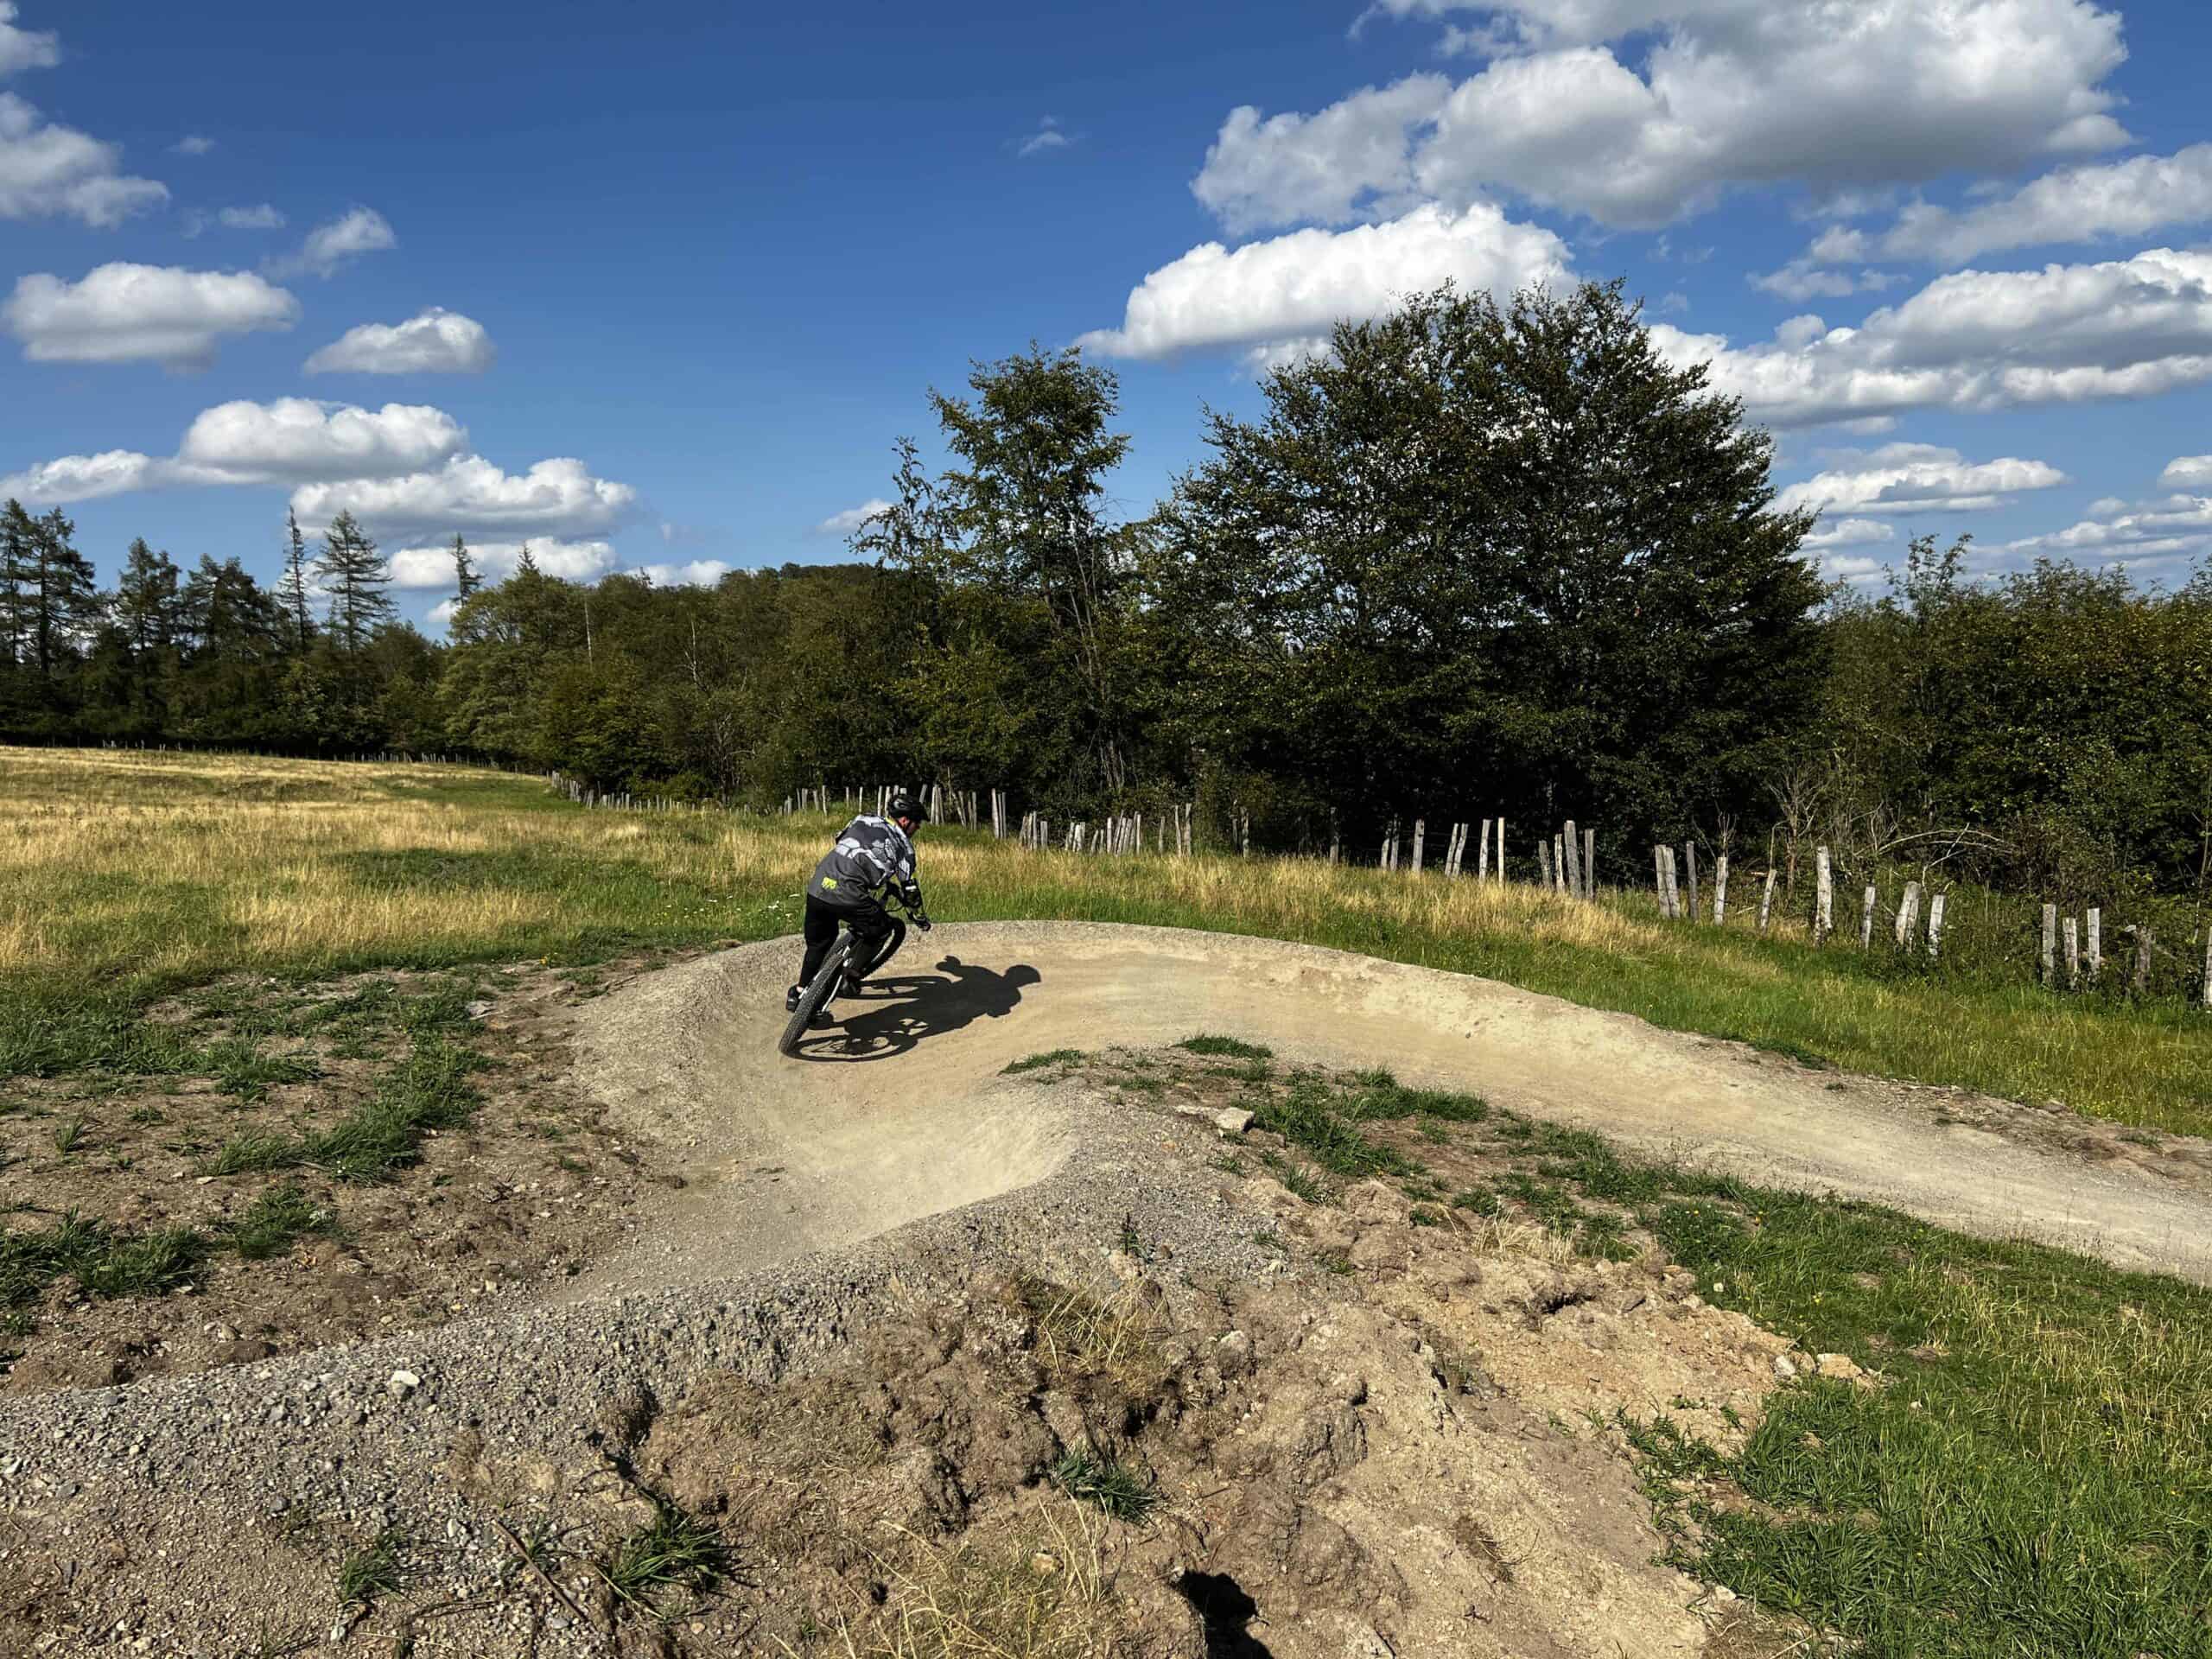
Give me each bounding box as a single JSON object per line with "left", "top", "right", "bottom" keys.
{"left": 577, "top": 920, "right": 2212, "bottom": 1287}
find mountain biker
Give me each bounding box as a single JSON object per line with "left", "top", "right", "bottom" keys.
{"left": 787, "top": 793, "right": 931, "bottom": 1021}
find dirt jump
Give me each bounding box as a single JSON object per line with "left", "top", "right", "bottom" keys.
{"left": 582, "top": 921, "right": 2212, "bottom": 1292}
{"left": 10, "top": 922, "right": 2212, "bottom": 1657}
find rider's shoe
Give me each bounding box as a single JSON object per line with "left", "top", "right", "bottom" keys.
{"left": 785, "top": 983, "right": 804, "bottom": 1014}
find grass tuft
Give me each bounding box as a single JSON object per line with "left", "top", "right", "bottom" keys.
{"left": 335, "top": 1530, "right": 404, "bottom": 1605}
{"left": 601, "top": 1503, "right": 727, "bottom": 1616}
{"left": 1047, "top": 1446, "right": 1160, "bottom": 1523}
{"left": 1175, "top": 1033, "right": 1273, "bottom": 1060}
{"left": 1003, "top": 1049, "right": 1085, "bottom": 1076}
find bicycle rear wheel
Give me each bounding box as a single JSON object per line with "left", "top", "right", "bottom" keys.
{"left": 778, "top": 934, "right": 851, "bottom": 1057}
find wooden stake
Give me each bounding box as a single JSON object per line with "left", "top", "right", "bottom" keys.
{"left": 1496, "top": 818, "right": 1506, "bottom": 884}
{"left": 2063, "top": 916, "right": 2081, "bottom": 987}
{"left": 1815, "top": 847, "right": 1834, "bottom": 943}
{"left": 1537, "top": 839, "right": 1553, "bottom": 888}
{"left": 2201, "top": 928, "right": 2211, "bottom": 1011}
{"left": 1412, "top": 818, "right": 1427, "bottom": 874}
{"left": 1478, "top": 820, "right": 1491, "bottom": 881}
{"left": 1654, "top": 845, "right": 1670, "bottom": 917}
{"left": 2135, "top": 925, "right": 2153, "bottom": 996}
{"left": 1583, "top": 828, "right": 1596, "bottom": 899}
{"left": 1895, "top": 881, "right": 1921, "bottom": 949}
{"left": 1713, "top": 855, "right": 1729, "bottom": 925}
{"left": 1758, "top": 868, "right": 1777, "bottom": 932}
{"left": 2087, "top": 907, "right": 2101, "bottom": 980}
{"left": 1927, "top": 893, "right": 1946, "bottom": 959}
{"left": 1563, "top": 820, "right": 1581, "bottom": 896}
{"left": 1859, "top": 884, "right": 1877, "bottom": 950}
{"left": 2041, "top": 904, "right": 2058, "bottom": 987}
{"left": 1684, "top": 843, "right": 1700, "bottom": 924}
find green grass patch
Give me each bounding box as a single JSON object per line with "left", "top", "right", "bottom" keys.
{"left": 223, "top": 1182, "right": 334, "bottom": 1260}
{"left": 1176, "top": 1033, "right": 1273, "bottom": 1060}
{"left": 1048, "top": 1446, "right": 1160, "bottom": 1522}
{"left": 1, "top": 1213, "right": 210, "bottom": 1305}
{"left": 601, "top": 1503, "right": 728, "bottom": 1617}
{"left": 203, "top": 1039, "right": 320, "bottom": 1101}
{"left": 302, "top": 1035, "right": 482, "bottom": 1182}
{"left": 1003, "top": 1048, "right": 1086, "bottom": 1075}
{"left": 335, "top": 1530, "right": 404, "bottom": 1605}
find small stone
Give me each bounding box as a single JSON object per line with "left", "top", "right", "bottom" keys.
{"left": 387, "top": 1370, "right": 422, "bottom": 1399}
{"left": 1772, "top": 1354, "right": 1797, "bottom": 1380}
{"left": 1713, "top": 1585, "right": 1738, "bottom": 1604}
{"left": 1030, "top": 1552, "right": 1060, "bottom": 1576}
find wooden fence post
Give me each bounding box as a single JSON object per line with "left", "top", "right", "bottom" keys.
{"left": 1583, "top": 828, "right": 1596, "bottom": 899}
{"left": 1895, "top": 881, "right": 1921, "bottom": 949}
{"left": 1758, "top": 868, "right": 1777, "bottom": 933}
{"left": 2201, "top": 929, "right": 2211, "bottom": 1011}
{"left": 2087, "top": 908, "right": 2101, "bottom": 981}
{"left": 1713, "top": 855, "right": 1729, "bottom": 926}
{"left": 1478, "top": 820, "right": 1491, "bottom": 881}
{"left": 1653, "top": 845, "right": 1670, "bottom": 917}
{"left": 1815, "top": 847, "right": 1834, "bottom": 943}
{"left": 2134, "top": 926, "right": 2153, "bottom": 996}
{"left": 1563, "top": 820, "right": 1581, "bottom": 896}
{"left": 1859, "top": 885, "right": 1877, "bottom": 950}
{"left": 1927, "top": 893, "right": 1946, "bottom": 959}
{"left": 1682, "top": 843, "right": 1700, "bottom": 923}
{"left": 1412, "top": 818, "right": 1427, "bottom": 874}
{"left": 1496, "top": 819, "right": 1507, "bottom": 884}
{"left": 1537, "top": 839, "right": 1554, "bottom": 888}
{"left": 2063, "top": 916, "right": 2082, "bottom": 987}
{"left": 2041, "top": 904, "right": 2058, "bottom": 987}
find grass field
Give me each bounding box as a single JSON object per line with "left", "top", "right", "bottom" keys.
{"left": 3, "top": 745, "right": 2205, "bottom": 1134}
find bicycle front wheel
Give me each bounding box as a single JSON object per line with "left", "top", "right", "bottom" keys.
{"left": 778, "top": 934, "right": 850, "bottom": 1057}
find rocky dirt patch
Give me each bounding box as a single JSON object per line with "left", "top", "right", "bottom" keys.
{"left": 0, "top": 963, "right": 673, "bottom": 1394}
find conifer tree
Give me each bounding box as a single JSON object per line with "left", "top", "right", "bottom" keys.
{"left": 115, "top": 539, "right": 183, "bottom": 656}
{"left": 454, "top": 533, "right": 481, "bottom": 600}
{"left": 278, "top": 509, "right": 315, "bottom": 652}
{"left": 22, "top": 506, "right": 102, "bottom": 677}
{"left": 313, "top": 510, "right": 395, "bottom": 652}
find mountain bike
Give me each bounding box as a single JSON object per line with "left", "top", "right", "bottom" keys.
{"left": 778, "top": 889, "right": 931, "bottom": 1056}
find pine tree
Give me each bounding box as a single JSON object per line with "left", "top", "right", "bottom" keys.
{"left": 313, "top": 510, "right": 395, "bottom": 652}
{"left": 23, "top": 506, "right": 103, "bottom": 677}
{"left": 115, "top": 539, "right": 183, "bottom": 658}
{"left": 454, "top": 533, "right": 481, "bottom": 600}
{"left": 278, "top": 509, "right": 315, "bottom": 652}
{"left": 0, "top": 499, "right": 34, "bottom": 670}
{"left": 514, "top": 542, "right": 538, "bottom": 576}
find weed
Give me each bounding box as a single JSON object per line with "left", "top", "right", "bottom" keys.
{"left": 1048, "top": 1447, "right": 1159, "bottom": 1522}
{"left": 51, "top": 1112, "right": 86, "bottom": 1154}
{"left": 601, "top": 1503, "right": 727, "bottom": 1615}
{"left": 80, "top": 1226, "right": 207, "bottom": 1297}
{"left": 1256, "top": 1149, "right": 1333, "bottom": 1204}
{"left": 1314, "top": 1249, "right": 1354, "bottom": 1275}
{"left": 204, "top": 1130, "right": 301, "bottom": 1177}
{"left": 304, "top": 1035, "right": 481, "bottom": 1182}
{"left": 1408, "top": 1207, "right": 1442, "bottom": 1227}
{"left": 336, "top": 1530, "right": 404, "bottom": 1605}
{"left": 204, "top": 1039, "right": 319, "bottom": 1102}
{"left": 225, "top": 1183, "right": 332, "bottom": 1260}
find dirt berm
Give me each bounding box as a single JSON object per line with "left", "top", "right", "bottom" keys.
{"left": 5, "top": 922, "right": 2210, "bottom": 1657}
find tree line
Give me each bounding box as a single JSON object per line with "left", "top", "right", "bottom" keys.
{"left": 3, "top": 282, "right": 2207, "bottom": 901}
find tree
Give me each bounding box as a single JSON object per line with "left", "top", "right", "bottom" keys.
{"left": 453, "top": 533, "right": 481, "bottom": 601}
{"left": 278, "top": 509, "right": 315, "bottom": 652}
{"left": 1146, "top": 281, "right": 1827, "bottom": 857}
{"left": 0, "top": 499, "right": 35, "bottom": 672}
{"left": 314, "top": 511, "right": 394, "bottom": 652}
{"left": 17, "top": 506, "right": 104, "bottom": 678}
{"left": 114, "top": 538, "right": 183, "bottom": 657}
{"left": 861, "top": 345, "right": 1137, "bottom": 798}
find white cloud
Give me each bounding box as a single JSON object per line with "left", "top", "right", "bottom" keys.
{"left": 173, "top": 134, "right": 214, "bottom": 157}
{"left": 390, "top": 538, "right": 618, "bottom": 588}
{"left": 2, "top": 263, "right": 297, "bottom": 368}
{"left": 304, "top": 308, "right": 496, "bottom": 376}
{"left": 292, "top": 455, "right": 638, "bottom": 543}
{"left": 0, "top": 448, "right": 162, "bottom": 504}
{"left": 814, "top": 499, "right": 893, "bottom": 536}
{"left": 1818, "top": 551, "right": 1892, "bottom": 586}
{"left": 0, "top": 92, "right": 168, "bottom": 226}
{"left": 2006, "top": 492, "right": 2212, "bottom": 563}
{"left": 274, "top": 207, "right": 396, "bottom": 278}
{"left": 1775, "top": 444, "right": 2066, "bottom": 517}
{"left": 632, "top": 559, "right": 732, "bottom": 587}
{"left": 175, "top": 399, "right": 468, "bottom": 484}
{"left": 1018, "top": 117, "right": 1071, "bottom": 158}
{"left": 0, "top": 3, "right": 58, "bottom": 79}
{"left": 1077, "top": 202, "right": 1572, "bottom": 361}
{"left": 1652, "top": 249, "right": 2212, "bottom": 427}
{"left": 1199, "top": 1, "right": 2128, "bottom": 231}
{"left": 1750, "top": 261, "right": 1895, "bottom": 303}
{"left": 2161, "top": 455, "right": 2212, "bottom": 489}
{"left": 1803, "top": 145, "right": 2212, "bottom": 270}
{"left": 219, "top": 202, "right": 284, "bottom": 230}
{"left": 1802, "top": 517, "right": 1897, "bottom": 550}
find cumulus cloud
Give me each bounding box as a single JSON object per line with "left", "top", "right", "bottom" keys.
{"left": 172, "top": 133, "right": 214, "bottom": 157}
{"left": 814, "top": 499, "right": 893, "bottom": 536}
{"left": 291, "top": 455, "right": 638, "bottom": 543}
{"left": 2006, "top": 492, "right": 2212, "bottom": 563}
{"left": 1750, "top": 262, "right": 1895, "bottom": 303}
{"left": 175, "top": 399, "right": 467, "bottom": 483}
{"left": 304, "top": 308, "right": 496, "bottom": 376}
{"left": 219, "top": 202, "right": 284, "bottom": 230}
{"left": 1800, "top": 145, "right": 2212, "bottom": 271}
{"left": 273, "top": 207, "right": 396, "bottom": 278}
{"left": 1, "top": 400, "right": 470, "bottom": 504}
{"left": 1077, "top": 202, "right": 1572, "bottom": 361}
{"left": 1200, "top": 0, "right": 2127, "bottom": 231}
{"left": 0, "top": 448, "right": 162, "bottom": 504}
{"left": 1774, "top": 444, "right": 2067, "bottom": 517}
{"left": 1801, "top": 517, "right": 1897, "bottom": 550}
{"left": 2161, "top": 455, "right": 2212, "bottom": 489}
{"left": 389, "top": 538, "right": 618, "bottom": 588}
{"left": 0, "top": 92, "right": 168, "bottom": 226}
{"left": 1651, "top": 249, "right": 2212, "bottom": 427}
{"left": 2, "top": 263, "right": 297, "bottom": 368}
{"left": 0, "top": 2, "right": 59, "bottom": 77}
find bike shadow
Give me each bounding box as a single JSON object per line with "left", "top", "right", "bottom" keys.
{"left": 788, "top": 957, "right": 1042, "bottom": 1063}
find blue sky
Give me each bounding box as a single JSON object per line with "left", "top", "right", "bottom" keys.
{"left": 4, "top": 0, "right": 2212, "bottom": 626}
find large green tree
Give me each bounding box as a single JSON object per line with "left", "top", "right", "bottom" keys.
{"left": 1145, "top": 281, "right": 1827, "bottom": 861}
{"left": 314, "top": 511, "right": 395, "bottom": 652}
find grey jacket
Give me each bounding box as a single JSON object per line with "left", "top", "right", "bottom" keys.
{"left": 809, "top": 815, "right": 918, "bottom": 911}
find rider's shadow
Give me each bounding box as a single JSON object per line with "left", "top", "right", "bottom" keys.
{"left": 790, "top": 957, "right": 1042, "bottom": 1063}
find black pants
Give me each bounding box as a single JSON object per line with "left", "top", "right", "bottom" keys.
{"left": 799, "top": 893, "right": 891, "bottom": 990}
